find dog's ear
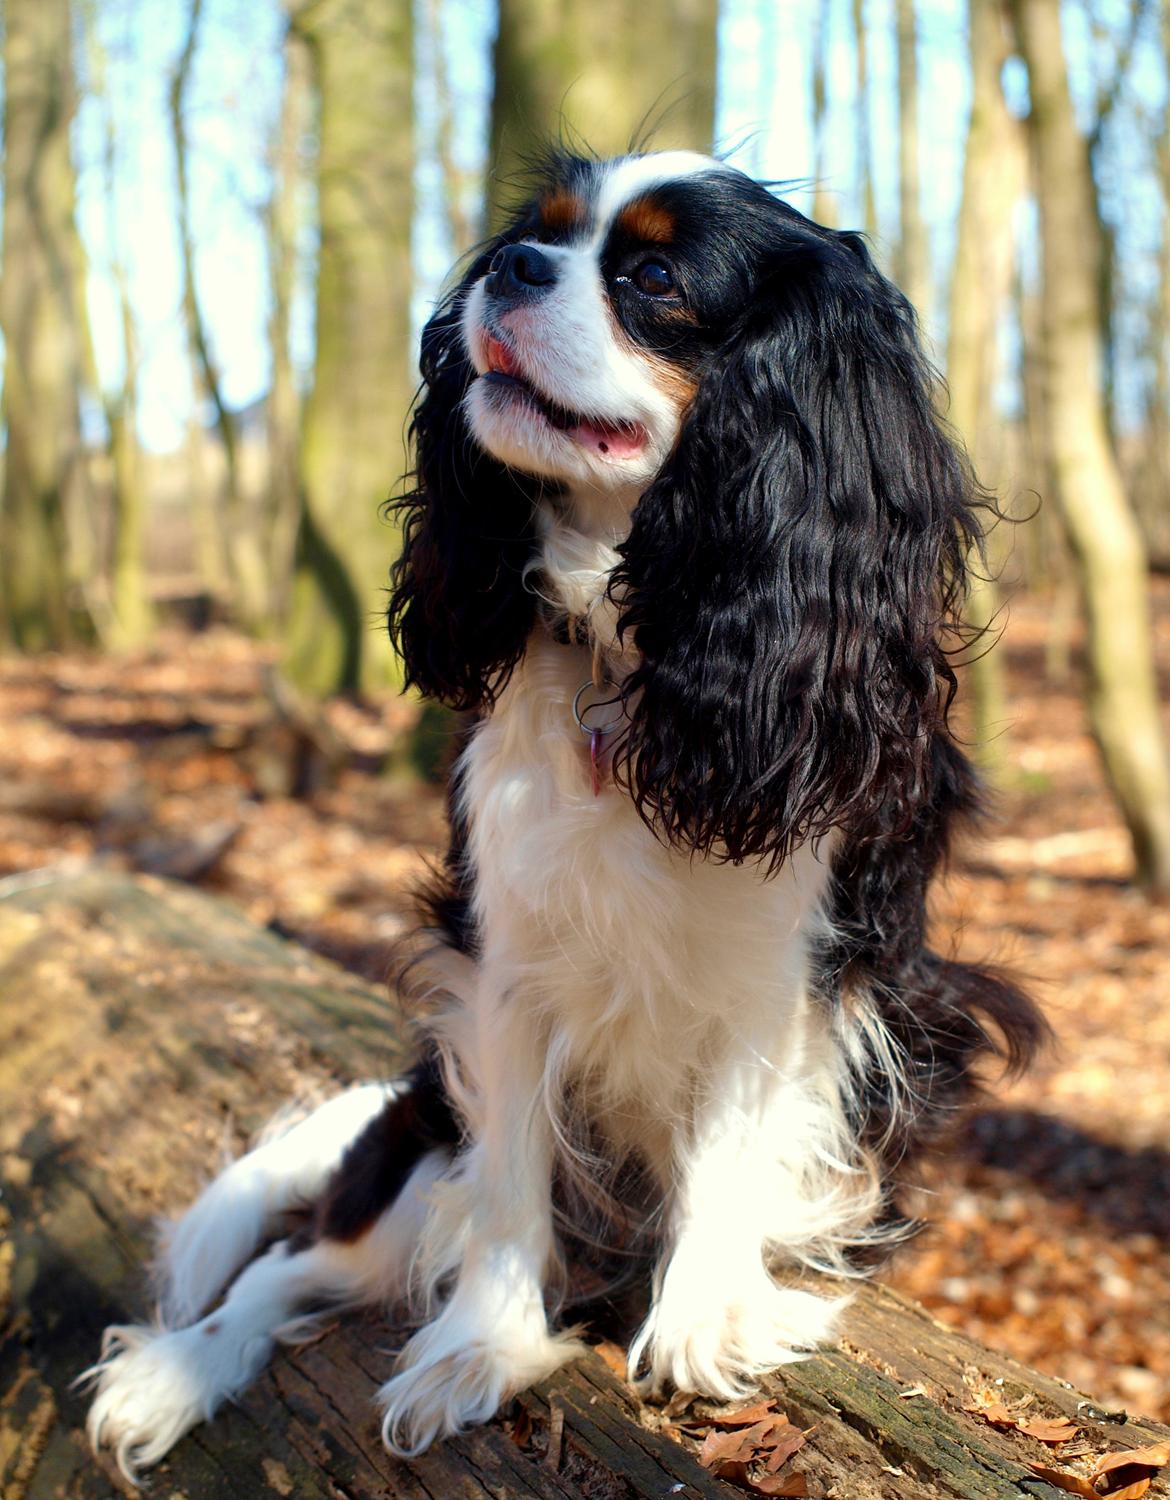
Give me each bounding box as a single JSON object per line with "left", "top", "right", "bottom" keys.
{"left": 388, "top": 237, "right": 542, "bottom": 712}
{"left": 612, "top": 223, "right": 983, "bottom": 867}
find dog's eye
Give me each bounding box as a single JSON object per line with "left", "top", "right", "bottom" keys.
{"left": 631, "top": 259, "right": 675, "bottom": 297}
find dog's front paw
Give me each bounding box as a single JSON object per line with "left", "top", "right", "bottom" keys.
{"left": 629, "top": 1261, "right": 843, "bottom": 1401}
{"left": 379, "top": 1300, "right": 582, "bottom": 1456}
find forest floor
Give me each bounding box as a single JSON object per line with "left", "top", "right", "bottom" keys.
{"left": 2, "top": 583, "right": 1169, "bottom": 1423}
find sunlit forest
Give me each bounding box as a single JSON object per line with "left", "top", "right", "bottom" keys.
{"left": 4, "top": 0, "right": 1170, "bottom": 1471}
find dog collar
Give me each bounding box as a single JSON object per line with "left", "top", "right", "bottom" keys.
{"left": 573, "top": 680, "right": 624, "bottom": 797}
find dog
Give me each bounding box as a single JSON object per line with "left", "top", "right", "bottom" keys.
{"left": 83, "top": 150, "right": 1044, "bottom": 1476}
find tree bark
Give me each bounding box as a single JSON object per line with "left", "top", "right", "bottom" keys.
{"left": 285, "top": 0, "right": 414, "bottom": 696}
{"left": 265, "top": 21, "right": 312, "bottom": 628}
{"left": 170, "top": 0, "right": 271, "bottom": 631}
{"left": 810, "top": 4, "right": 837, "bottom": 228}
{"left": 895, "top": 0, "right": 930, "bottom": 322}
{"left": 947, "top": 0, "right": 1027, "bottom": 772}
{"left": 1012, "top": 0, "right": 1170, "bottom": 895}
{"left": 83, "top": 4, "right": 152, "bottom": 650}
{"left": 4, "top": 868, "right": 1169, "bottom": 1499}
{"left": 0, "top": 0, "right": 93, "bottom": 650}
{"left": 488, "top": 0, "right": 717, "bottom": 229}
{"left": 852, "top": 0, "right": 878, "bottom": 240}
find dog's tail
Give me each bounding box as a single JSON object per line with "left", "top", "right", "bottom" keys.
{"left": 83, "top": 1059, "right": 459, "bottom": 1478}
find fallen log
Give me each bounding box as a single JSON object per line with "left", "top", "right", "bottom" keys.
{"left": 1, "top": 868, "right": 1166, "bottom": 1500}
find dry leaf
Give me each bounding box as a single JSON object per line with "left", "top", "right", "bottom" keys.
{"left": 592, "top": 1340, "right": 626, "bottom": 1379}
{"left": 698, "top": 1420, "right": 776, "bottom": 1470}
{"left": 687, "top": 1399, "right": 779, "bottom": 1428}
{"left": 1019, "top": 1418, "right": 1080, "bottom": 1445}
{"left": 970, "top": 1401, "right": 1023, "bottom": 1429}
{"left": 1091, "top": 1443, "right": 1170, "bottom": 1479}
{"left": 508, "top": 1406, "right": 532, "bottom": 1447}
{"left": 763, "top": 1424, "right": 808, "bottom": 1472}
{"left": 1025, "top": 1462, "right": 1100, "bottom": 1498}
{"left": 1099, "top": 1482, "right": 1151, "bottom": 1500}
{"left": 748, "top": 1474, "right": 808, "bottom": 1497}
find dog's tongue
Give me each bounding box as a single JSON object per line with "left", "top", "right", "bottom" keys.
{"left": 569, "top": 416, "right": 646, "bottom": 460}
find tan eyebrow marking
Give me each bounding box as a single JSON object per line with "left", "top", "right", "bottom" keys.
{"left": 539, "top": 188, "right": 586, "bottom": 234}
{"left": 615, "top": 196, "right": 676, "bottom": 244}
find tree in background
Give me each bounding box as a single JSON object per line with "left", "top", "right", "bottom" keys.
{"left": 81, "top": 0, "right": 153, "bottom": 649}
{"left": 946, "top": 0, "right": 1026, "bottom": 768}
{"left": 851, "top": 0, "right": 878, "bottom": 239}
{"left": 809, "top": 4, "right": 837, "bottom": 228}
{"left": 284, "top": 0, "right": 414, "bottom": 698}
{"left": 488, "top": 0, "right": 717, "bottom": 226}
{"left": 0, "top": 0, "right": 95, "bottom": 649}
{"left": 171, "top": 0, "right": 271, "bottom": 631}
{"left": 265, "top": 21, "right": 312, "bottom": 627}
{"left": 894, "top": 0, "right": 930, "bottom": 323}
{"left": 1013, "top": 0, "right": 1170, "bottom": 894}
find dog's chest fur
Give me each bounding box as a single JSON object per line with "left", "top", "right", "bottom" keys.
{"left": 456, "top": 513, "right": 835, "bottom": 1122}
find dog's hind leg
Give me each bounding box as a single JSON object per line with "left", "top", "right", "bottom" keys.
{"left": 156, "top": 1080, "right": 397, "bottom": 1327}
{"left": 84, "top": 1146, "right": 448, "bottom": 1480}
{"left": 86, "top": 1055, "right": 462, "bottom": 1476}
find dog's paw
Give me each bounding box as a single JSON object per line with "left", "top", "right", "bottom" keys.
{"left": 80, "top": 1324, "right": 221, "bottom": 1479}
{"left": 629, "top": 1262, "right": 843, "bottom": 1401}
{"left": 379, "top": 1301, "right": 582, "bottom": 1456}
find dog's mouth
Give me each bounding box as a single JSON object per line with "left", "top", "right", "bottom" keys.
{"left": 478, "top": 334, "right": 647, "bottom": 461}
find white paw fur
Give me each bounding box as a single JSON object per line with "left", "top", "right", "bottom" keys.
{"left": 628, "top": 1260, "right": 844, "bottom": 1400}
{"left": 81, "top": 1320, "right": 264, "bottom": 1481}
{"left": 379, "top": 1294, "right": 582, "bottom": 1456}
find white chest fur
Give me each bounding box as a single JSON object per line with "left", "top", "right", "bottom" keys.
{"left": 458, "top": 630, "right": 836, "bottom": 1121}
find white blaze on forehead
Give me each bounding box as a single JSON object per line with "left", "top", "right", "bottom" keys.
{"left": 590, "top": 151, "right": 731, "bottom": 245}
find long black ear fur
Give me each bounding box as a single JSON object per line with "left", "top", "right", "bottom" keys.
{"left": 612, "top": 223, "right": 984, "bottom": 868}
{"left": 387, "top": 241, "right": 543, "bottom": 712}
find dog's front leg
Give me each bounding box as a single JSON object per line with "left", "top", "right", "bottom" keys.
{"left": 629, "top": 1026, "right": 851, "bottom": 1401}
{"left": 379, "top": 981, "right": 581, "bottom": 1455}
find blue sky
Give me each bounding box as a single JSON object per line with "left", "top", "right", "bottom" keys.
{"left": 70, "top": 0, "right": 1168, "bottom": 452}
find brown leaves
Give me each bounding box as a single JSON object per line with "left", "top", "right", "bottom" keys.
{"left": 691, "top": 1398, "right": 810, "bottom": 1497}
{"left": 966, "top": 1394, "right": 1079, "bottom": 1446}
{"left": 1024, "top": 1463, "right": 1100, "bottom": 1497}
{"left": 1026, "top": 1437, "right": 1170, "bottom": 1499}
{"left": 1019, "top": 1417, "right": 1081, "bottom": 1445}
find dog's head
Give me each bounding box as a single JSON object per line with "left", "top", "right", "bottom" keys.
{"left": 390, "top": 151, "right": 985, "bottom": 866}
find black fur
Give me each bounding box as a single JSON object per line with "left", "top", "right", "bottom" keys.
{"left": 316, "top": 1051, "right": 461, "bottom": 1243}
{"left": 387, "top": 236, "right": 544, "bottom": 713}
{"left": 610, "top": 173, "right": 982, "bottom": 871}
{"left": 821, "top": 734, "right": 1048, "bottom": 1249}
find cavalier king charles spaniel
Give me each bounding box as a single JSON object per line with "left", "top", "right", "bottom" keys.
{"left": 84, "top": 150, "right": 1044, "bottom": 1475}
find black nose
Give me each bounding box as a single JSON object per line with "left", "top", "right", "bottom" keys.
{"left": 487, "top": 244, "right": 558, "bottom": 301}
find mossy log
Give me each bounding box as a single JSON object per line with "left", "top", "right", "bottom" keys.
{"left": 1, "top": 869, "right": 1166, "bottom": 1499}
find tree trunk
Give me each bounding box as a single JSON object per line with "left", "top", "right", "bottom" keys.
{"left": 1013, "top": 0, "right": 1170, "bottom": 895}
{"left": 265, "top": 21, "right": 312, "bottom": 628}
{"left": 488, "top": 0, "right": 717, "bottom": 229}
{"left": 810, "top": 4, "right": 837, "bottom": 228}
{"left": 84, "top": 5, "right": 152, "bottom": 649}
{"left": 851, "top": 0, "right": 878, "bottom": 240}
{"left": 285, "top": 0, "right": 414, "bottom": 697}
{"left": 895, "top": 0, "right": 930, "bottom": 323}
{"left": 5, "top": 868, "right": 1169, "bottom": 1499}
{"left": 170, "top": 0, "right": 271, "bottom": 632}
{"left": 947, "top": 0, "right": 1026, "bottom": 772}
{"left": 0, "top": 0, "right": 93, "bottom": 650}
